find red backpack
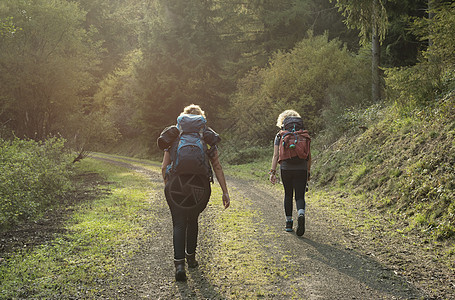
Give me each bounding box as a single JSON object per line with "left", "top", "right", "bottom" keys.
{"left": 278, "top": 117, "right": 311, "bottom": 163}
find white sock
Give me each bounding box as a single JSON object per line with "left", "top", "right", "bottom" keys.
{"left": 298, "top": 209, "right": 305, "bottom": 216}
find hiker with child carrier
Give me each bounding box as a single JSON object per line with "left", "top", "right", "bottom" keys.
{"left": 157, "top": 104, "right": 230, "bottom": 282}
{"left": 269, "top": 110, "right": 311, "bottom": 236}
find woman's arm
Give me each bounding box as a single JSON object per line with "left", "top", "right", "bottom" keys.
{"left": 209, "top": 149, "right": 230, "bottom": 209}
{"left": 307, "top": 150, "right": 311, "bottom": 180}
{"left": 161, "top": 150, "right": 171, "bottom": 184}
{"left": 269, "top": 144, "right": 279, "bottom": 184}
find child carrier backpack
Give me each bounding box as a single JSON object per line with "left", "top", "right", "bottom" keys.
{"left": 168, "top": 114, "right": 213, "bottom": 180}
{"left": 278, "top": 116, "right": 311, "bottom": 163}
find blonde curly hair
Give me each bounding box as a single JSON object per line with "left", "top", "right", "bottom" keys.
{"left": 181, "top": 104, "right": 206, "bottom": 118}
{"left": 276, "top": 109, "right": 301, "bottom": 128}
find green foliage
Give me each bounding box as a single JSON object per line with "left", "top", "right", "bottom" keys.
{"left": 133, "top": 0, "right": 352, "bottom": 152}
{"left": 318, "top": 101, "right": 386, "bottom": 146}
{"left": 0, "top": 138, "right": 72, "bottom": 229}
{"left": 0, "top": 0, "right": 101, "bottom": 140}
{"left": 222, "top": 146, "right": 271, "bottom": 165}
{"left": 74, "top": 0, "right": 142, "bottom": 75}
{"left": 0, "top": 16, "right": 20, "bottom": 37}
{"left": 0, "top": 159, "right": 154, "bottom": 298}
{"left": 92, "top": 50, "right": 143, "bottom": 140}
{"left": 65, "top": 111, "right": 120, "bottom": 152}
{"left": 385, "top": 2, "right": 455, "bottom": 109}
{"left": 414, "top": 2, "right": 455, "bottom": 67}
{"left": 313, "top": 94, "right": 455, "bottom": 243}
{"left": 380, "top": 0, "right": 427, "bottom": 67}
{"left": 135, "top": 0, "right": 232, "bottom": 141}
{"left": 331, "top": 0, "right": 388, "bottom": 45}
{"left": 229, "top": 32, "right": 370, "bottom": 146}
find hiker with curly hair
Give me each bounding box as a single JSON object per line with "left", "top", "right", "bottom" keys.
{"left": 158, "top": 104, "right": 230, "bottom": 281}
{"left": 269, "top": 109, "right": 311, "bottom": 236}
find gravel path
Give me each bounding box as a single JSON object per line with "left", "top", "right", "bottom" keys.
{"left": 93, "top": 154, "right": 430, "bottom": 299}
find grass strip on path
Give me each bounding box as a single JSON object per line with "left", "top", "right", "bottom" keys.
{"left": 197, "top": 186, "right": 298, "bottom": 299}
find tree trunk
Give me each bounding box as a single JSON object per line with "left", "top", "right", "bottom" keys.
{"left": 371, "top": 0, "right": 381, "bottom": 102}
{"left": 428, "top": 0, "right": 435, "bottom": 47}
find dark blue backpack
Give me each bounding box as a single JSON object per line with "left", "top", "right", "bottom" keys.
{"left": 168, "top": 114, "right": 213, "bottom": 180}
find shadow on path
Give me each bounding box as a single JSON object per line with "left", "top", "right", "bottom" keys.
{"left": 301, "top": 236, "right": 424, "bottom": 299}
{"left": 176, "top": 268, "right": 224, "bottom": 300}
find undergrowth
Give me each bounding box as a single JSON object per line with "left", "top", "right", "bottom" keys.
{"left": 0, "top": 159, "right": 158, "bottom": 299}
{"left": 312, "top": 95, "right": 455, "bottom": 256}
{"left": 0, "top": 137, "right": 73, "bottom": 230}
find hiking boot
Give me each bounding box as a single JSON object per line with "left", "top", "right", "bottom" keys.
{"left": 285, "top": 220, "right": 293, "bottom": 232}
{"left": 174, "top": 259, "right": 187, "bottom": 281}
{"left": 186, "top": 252, "right": 199, "bottom": 268}
{"left": 296, "top": 214, "right": 305, "bottom": 236}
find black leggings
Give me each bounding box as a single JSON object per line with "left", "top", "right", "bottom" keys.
{"left": 170, "top": 208, "right": 200, "bottom": 260}
{"left": 168, "top": 182, "right": 211, "bottom": 260}
{"left": 280, "top": 169, "right": 308, "bottom": 217}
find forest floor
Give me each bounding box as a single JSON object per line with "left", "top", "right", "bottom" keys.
{"left": 1, "top": 154, "right": 453, "bottom": 299}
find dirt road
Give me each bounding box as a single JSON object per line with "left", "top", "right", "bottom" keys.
{"left": 92, "top": 154, "right": 431, "bottom": 299}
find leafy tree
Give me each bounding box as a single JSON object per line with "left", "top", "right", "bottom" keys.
{"left": 386, "top": 2, "right": 455, "bottom": 108}
{"left": 418, "top": 2, "right": 455, "bottom": 66}
{"left": 229, "top": 32, "right": 370, "bottom": 145}
{"left": 92, "top": 50, "right": 143, "bottom": 139}
{"left": 134, "top": 0, "right": 347, "bottom": 145}
{"left": 0, "top": 0, "right": 102, "bottom": 140}
{"left": 74, "top": 0, "right": 143, "bottom": 76}
{"left": 218, "top": 0, "right": 343, "bottom": 78}
{"left": 331, "top": 0, "right": 388, "bottom": 102}
{"left": 136, "top": 0, "right": 231, "bottom": 141}
{"left": 380, "top": 0, "right": 428, "bottom": 67}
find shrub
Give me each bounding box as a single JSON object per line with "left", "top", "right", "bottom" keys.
{"left": 0, "top": 137, "right": 73, "bottom": 229}
{"left": 228, "top": 32, "right": 371, "bottom": 147}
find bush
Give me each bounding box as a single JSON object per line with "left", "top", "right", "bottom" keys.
{"left": 385, "top": 3, "right": 455, "bottom": 111}
{"left": 0, "top": 137, "right": 73, "bottom": 229}
{"left": 228, "top": 32, "right": 371, "bottom": 147}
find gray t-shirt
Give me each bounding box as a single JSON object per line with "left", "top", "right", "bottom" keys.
{"left": 274, "top": 133, "right": 308, "bottom": 171}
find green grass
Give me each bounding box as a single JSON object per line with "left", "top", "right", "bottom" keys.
{"left": 222, "top": 158, "right": 271, "bottom": 182}
{"left": 220, "top": 98, "right": 455, "bottom": 268}
{"left": 0, "top": 155, "right": 299, "bottom": 299}
{"left": 199, "top": 186, "right": 296, "bottom": 298}
{"left": 0, "top": 159, "right": 159, "bottom": 299}
{"left": 312, "top": 98, "right": 455, "bottom": 250}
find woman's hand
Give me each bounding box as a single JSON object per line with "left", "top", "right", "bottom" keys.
{"left": 269, "top": 174, "right": 278, "bottom": 184}
{"left": 269, "top": 169, "right": 278, "bottom": 185}
{"left": 222, "top": 193, "right": 230, "bottom": 209}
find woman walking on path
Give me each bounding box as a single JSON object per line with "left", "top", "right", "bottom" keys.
{"left": 159, "top": 104, "right": 230, "bottom": 281}
{"left": 269, "top": 109, "right": 311, "bottom": 236}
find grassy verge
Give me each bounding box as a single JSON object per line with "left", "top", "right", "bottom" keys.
{"left": 222, "top": 159, "right": 270, "bottom": 182}
{"left": 0, "top": 158, "right": 159, "bottom": 299}
{"left": 312, "top": 97, "right": 455, "bottom": 259}
{"left": 102, "top": 137, "right": 155, "bottom": 160}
